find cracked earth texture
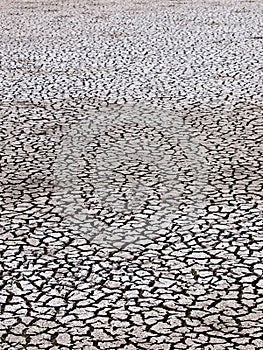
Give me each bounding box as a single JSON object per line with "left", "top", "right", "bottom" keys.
{"left": 0, "top": 0, "right": 263, "bottom": 349}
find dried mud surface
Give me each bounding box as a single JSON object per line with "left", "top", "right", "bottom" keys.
{"left": 0, "top": 0, "right": 262, "bottom": 349}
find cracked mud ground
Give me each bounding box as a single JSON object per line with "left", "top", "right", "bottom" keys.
{"left": 0, "top": 0, "right": 263, "bottom": 349}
